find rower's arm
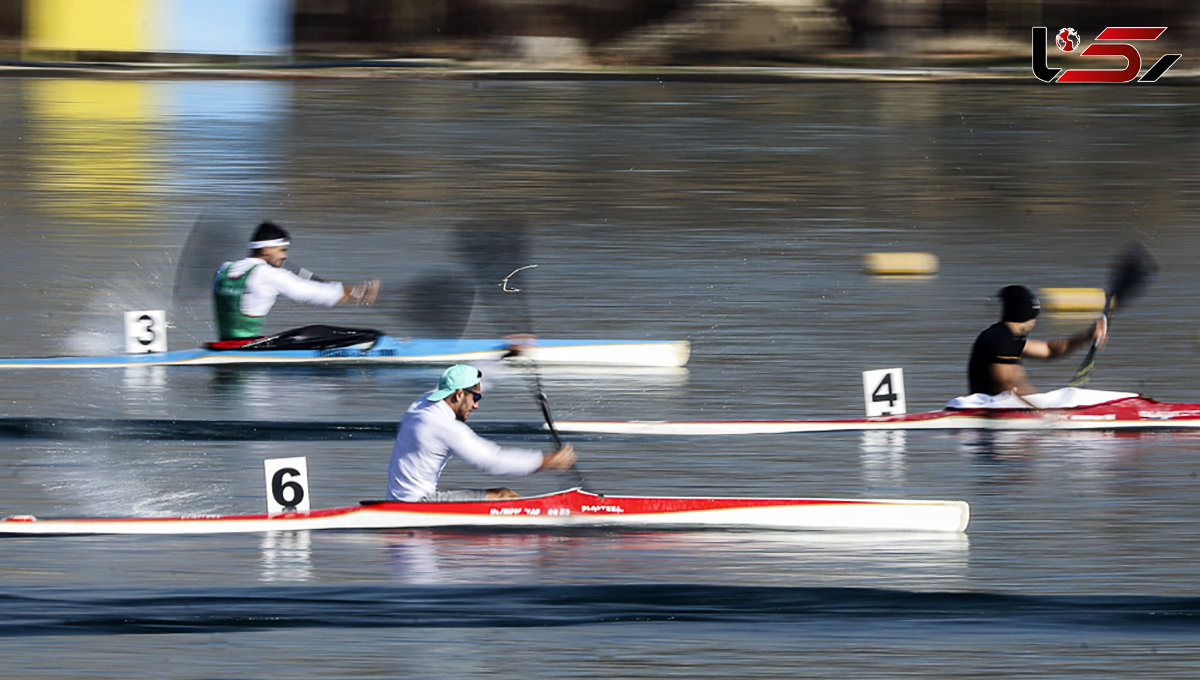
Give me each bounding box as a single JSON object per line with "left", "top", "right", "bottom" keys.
{"left": 1023, "top": 319, "right": 1105, "bottom": 359}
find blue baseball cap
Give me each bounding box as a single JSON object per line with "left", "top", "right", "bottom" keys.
{"left": 428, "top": 364, "right": 482, "bottom": 401}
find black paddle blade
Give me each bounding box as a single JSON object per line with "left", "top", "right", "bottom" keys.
{"left": 170, "top": 214, "right": 245, "bottom": 334}
{"left": 452, "top": 217, "right": 537, "bottom": 333}
{"left": 391, "top": 272, "right": 477, "bottom": 339}
{"left": 453, "top": 217, "right": 530, "bottom": 287}
{"left": 1070, "top": 243, "right": 1158, "bottom": 387}
{"left": 172, "top": 214, "right": 244, "bottom": 307}
{"left": 1106, "top": 242, "right": 1157, "bottom": 311}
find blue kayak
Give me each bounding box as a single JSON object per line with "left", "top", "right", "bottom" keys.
{"left": 0, "top": 336, "right": 690, "bottom": 369}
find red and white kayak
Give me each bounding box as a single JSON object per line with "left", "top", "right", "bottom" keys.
{"left": 555, "top": 390, "right": 1200, "bottom": 435}
{"left": 0, "top": 488, "right": 969, "bottom": 535}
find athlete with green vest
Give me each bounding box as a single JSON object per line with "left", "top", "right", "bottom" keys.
{"left": 212, "top": 221, "right": 380, "bottom": 342}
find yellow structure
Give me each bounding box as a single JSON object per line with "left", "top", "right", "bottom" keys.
{"left": 25, "top": 0, "right": 291, "bottom": 57}
{"left": 26, "top": 0, "right": 155, "bottom": 53}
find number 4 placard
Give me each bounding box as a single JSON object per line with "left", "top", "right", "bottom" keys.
{"left": 862, "top": 368, "right": 906, "bottom": 417}
{"left": 264, "top": 456, "right": 311, "bottom": 515}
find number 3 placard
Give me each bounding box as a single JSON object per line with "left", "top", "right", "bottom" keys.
{"left": 123, "top": 310, "right": 167, "bottom": 353}
{"left": 264, "top": 456, "right": 311, "bottom": 514}
{"left": 862, "top": 368, "right": 906, "bottom": 417}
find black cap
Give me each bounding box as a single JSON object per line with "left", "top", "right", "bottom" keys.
{"left": 250, "top": 221, "right": 290, "bottom": 245}
{"left": 999, "top": 285, "right": 1040, "bottom": 322}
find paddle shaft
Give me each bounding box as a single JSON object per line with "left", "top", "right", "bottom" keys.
{"left": 1068, "top": 305, "right": 1108, "bottom": 388}
{"left": 537, "top": 386, "right": 564, "bottom": 449}
{"left": 530, "top": 351, "right": 584, "bottom": 488}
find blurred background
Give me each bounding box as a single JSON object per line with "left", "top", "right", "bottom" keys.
{"left": 0, "top": 0, "right": 1194, "bottom": 69}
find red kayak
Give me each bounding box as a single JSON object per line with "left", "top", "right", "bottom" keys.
{"left": 0, "top": 488, "right": 969, "bottom": 535}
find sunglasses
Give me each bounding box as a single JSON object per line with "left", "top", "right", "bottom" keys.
{"left": 463, "top": 389, "right": 482, "bottom": 403}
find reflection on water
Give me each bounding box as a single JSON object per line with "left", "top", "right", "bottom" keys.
{"left": 28, "top": 79, "right": 161, "bottom": 225}
{"left": 26, "top": 79, "right": 289, "bottom": 227}
{"left": 960, "top": 429, "right": 1146, "bottom": 462}
{"left": 860, "top": 430, "right": 908, "bottom": 486}
{"left": 260, "top": 530, "right": 314, "bottom": 582}
{"left": 361, "top": 528, "right": 968, "bottom": 588}
{"left": 121, "top": 365, "right": 169, "bottom": 393}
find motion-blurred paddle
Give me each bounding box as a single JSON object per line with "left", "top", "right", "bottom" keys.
{"left": 391, "top": 274, "right": 477, "bottom": 339}
{"left": 500, "top": 261, "right": 584, "bottom": 488}
{"left": 453, "top": 217, "right": 535, "bottom": 332}
{"left": 451, "top": 216, "right": 582, "bottom": 482}
{"left": 381, "top": 217, "right": 533, "bottom": 340}
{"left": 170, "top": 214, "right": 245, "bottom": 333}
{"left": 1069, "top": 242, "right": 1158, "bottom": 387}
{"left": 172, "top": 214, "right": 244, "bottom": 304}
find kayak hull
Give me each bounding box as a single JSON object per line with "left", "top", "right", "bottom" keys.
{"left": 0, "top": 337, "right": 690, "bottom": 369}
{"left": 0, "top": 489, "right": 969, "bottom": 535}
{"left": 554, "top": 395, "right": 1200, "bottom": 435}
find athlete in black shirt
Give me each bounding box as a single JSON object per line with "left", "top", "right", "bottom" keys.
{"left": 968, "top": 285, "right": 1106, "bottom": 396}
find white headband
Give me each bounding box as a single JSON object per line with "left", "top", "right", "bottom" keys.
{"left": 249, "top": 238, "right": 290, "bottom": 249}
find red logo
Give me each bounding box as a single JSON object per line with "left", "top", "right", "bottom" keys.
{"left": 1032, "top": 26, "right": 1182, "bottom": 83}
{"left": 1056, "top": 28, "right": 1080, "bottom": 52}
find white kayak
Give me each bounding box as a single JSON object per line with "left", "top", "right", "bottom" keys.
{"left": 0, "top": 488, "right": 969, "bottom": 535}
{"left": 553, "top": 390, "right": 1200, "bottom": 435}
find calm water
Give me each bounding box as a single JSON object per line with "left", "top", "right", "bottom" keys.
{"left": 1, "top": 75, "right": 1200, "bottom": 678}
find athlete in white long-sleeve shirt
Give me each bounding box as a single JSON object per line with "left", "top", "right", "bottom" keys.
{"left": 213, "top": 221, "right": 379, "bottom": 341}
{"left": 388, "top": 364, "right": 577, "bottom": 502}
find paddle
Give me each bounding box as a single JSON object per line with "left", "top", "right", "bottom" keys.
{"left": 449, "top": 217, "right": 581, "bottom": 482}
{"left": 1068, "top": 242, "right": 1158, "bottom": 387}
{"left": 387, "top": 273, "right": 477, "bottom": 339}
{"left": 499, "top": 263, "right": 585, "bottom": 489}
{"left": 452, "top": 217, "right": 532, "bottom": 332}
{"left": 171, "top": 214, "right": 245, "bottom": 332}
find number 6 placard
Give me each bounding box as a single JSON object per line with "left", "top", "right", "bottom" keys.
{"left": 264, "top": 456, "right": 311, "bottom": 515}
{"left": 862, "top": 368, "right": 906, "bottom": 417}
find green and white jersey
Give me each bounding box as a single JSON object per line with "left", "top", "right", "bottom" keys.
{"left": 212, "top": 257, "right": 344, "bottom": 340}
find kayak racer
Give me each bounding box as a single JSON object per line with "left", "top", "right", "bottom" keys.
{"left": 967, "top": 284, "right": 1107, "bottom": 397}
{"left": 387, "top": 363, "right": 576, "bottom": 502}
{"left": 211, "top": 221, "right": 380, "bottom": 350}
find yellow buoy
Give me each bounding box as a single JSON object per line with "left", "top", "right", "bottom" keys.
{"left": 1038, "top": 287, "right": 1106, "bottom": 313}
{"left": 863, "top": 252, "right": 939, "bottom": 276}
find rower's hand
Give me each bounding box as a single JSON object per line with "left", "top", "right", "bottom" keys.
{"left": 345, "top": 279, "right": 380, "bottom": 306}
{"left": 1093, "top": 314, "right": 1108, "bottom": 350}
{"left": 540, "top": 444, "right": 576, "bottom": 471}
{"left": 502, "top": 333, "right": 539, "bottom": 357}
